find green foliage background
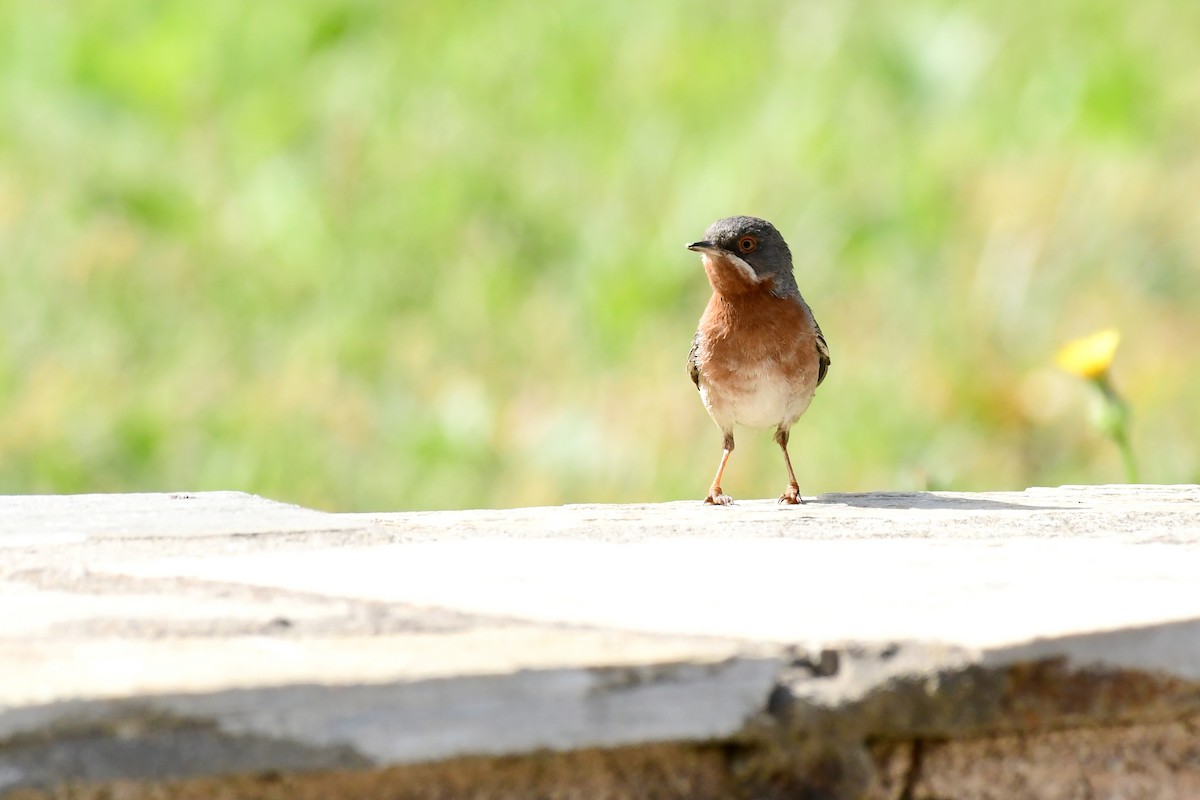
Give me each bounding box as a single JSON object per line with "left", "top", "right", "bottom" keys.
{"left": 2, "top": 1, "right": 1198, "bottom": 510}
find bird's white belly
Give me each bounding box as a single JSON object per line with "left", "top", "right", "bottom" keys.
{"left": 700, "top": 361, "right": 815, "bottom": 431}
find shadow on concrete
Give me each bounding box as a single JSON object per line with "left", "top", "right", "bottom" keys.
{"left": 815, "top": 492, "right": 1065, "bottom": 512}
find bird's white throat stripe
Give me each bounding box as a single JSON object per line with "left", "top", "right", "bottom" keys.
{"left": 704, "top": 252, "right": 760, "bottom": 283}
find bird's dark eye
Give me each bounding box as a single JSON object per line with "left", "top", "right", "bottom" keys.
{"left": 737, "top": 235, "right": 757, "bottom": 254}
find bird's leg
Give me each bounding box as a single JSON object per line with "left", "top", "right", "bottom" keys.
{"left": 775, "top": 427, "right": 804, "bottom": 505}
{"left": 705, "top": 432, "right": 735, "bottom": 505}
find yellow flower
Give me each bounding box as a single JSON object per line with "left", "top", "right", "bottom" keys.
{"left": 1056, "top": 328, "right": 1120, "bottom": 380}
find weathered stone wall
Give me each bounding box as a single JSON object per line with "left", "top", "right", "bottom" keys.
{"left": 2, "top": 486, "right": 1199, "bottom": 799}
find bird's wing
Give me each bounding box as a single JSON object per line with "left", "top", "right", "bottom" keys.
{"left": 814, "top": 319, "right": 831, "bottom": 387}
{"left": 687, "top": 331, "right": 701, "bottom": 390}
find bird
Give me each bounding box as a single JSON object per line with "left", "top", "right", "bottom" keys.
{"left": 686, "top": 216, "right": 830, "bottom": 505}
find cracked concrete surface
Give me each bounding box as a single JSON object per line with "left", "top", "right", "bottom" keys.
{"left": 2, "top": 485, "right": 1200, "bottom": 798}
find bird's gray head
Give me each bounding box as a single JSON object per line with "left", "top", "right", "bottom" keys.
{"left": 687, "top": 216, "right": 797, "bottom": 295}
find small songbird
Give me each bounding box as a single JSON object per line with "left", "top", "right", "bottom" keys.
{"left": 686, "top": 216, "right": 830, "bottom": 505}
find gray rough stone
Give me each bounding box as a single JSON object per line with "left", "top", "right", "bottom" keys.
{"left": 1, "top": 485, "right": 1199, "bottom": 797}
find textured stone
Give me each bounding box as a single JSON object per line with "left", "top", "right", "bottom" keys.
{"left": 0, "top": 743, "right": 738, "bottom": 800}
{"left": 886, "top": 713, "right": 1200, "bottom": 800}
{"left": 1, "top": 486, "right": 1199, "bottom": 798}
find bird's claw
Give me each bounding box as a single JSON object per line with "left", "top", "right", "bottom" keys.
{"left": 778, "top": 486, "right": 805, "bottom": 505}
{"left": 705, "top": 492, "right": 734, "bottom": 506}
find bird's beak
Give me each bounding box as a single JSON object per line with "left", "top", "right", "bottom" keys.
{"left": 687, "top": 240, "right": 715, "bottom": 252}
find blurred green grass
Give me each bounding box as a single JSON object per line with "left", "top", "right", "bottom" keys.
{"left": 1, "top": 0, "right": 1197, "bottom": 510}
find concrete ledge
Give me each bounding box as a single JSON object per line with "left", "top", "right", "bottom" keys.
{"left": 2, "top": 486, "right": 1200, "bottom": 798}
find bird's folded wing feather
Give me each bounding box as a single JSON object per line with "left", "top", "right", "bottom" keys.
{"left": 687, "top": 331, "right": 701, "bottom": 389}
{"left": 814, "top": 320, "right": 831, "bottom": 387}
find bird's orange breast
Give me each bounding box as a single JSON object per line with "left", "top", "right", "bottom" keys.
{"left": 697, "top": 287, "right": 818, "bottom": 383}
{"left": 694, "top": 284, "right": 822, "bottom": 430}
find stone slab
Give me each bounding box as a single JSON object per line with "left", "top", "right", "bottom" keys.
{"left": 1, "top": 485, "right": 1199, "bottom": 794}
{"left": 0, "top": 492, "right": 358, "bottom": 544}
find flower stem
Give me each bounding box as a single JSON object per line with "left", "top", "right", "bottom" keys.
{"left": 1113, "top": 428, "right": 1139, "bottom": 483}
{"left": 1095, "top": 374, "right": 1138, "bottom": 483}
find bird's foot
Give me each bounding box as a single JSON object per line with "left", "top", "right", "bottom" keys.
{"left": 705, "top": 489, "right": 734, "bottom": 506}
{"left": 778, "top": 484, "right": 805, "bottom": 505}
